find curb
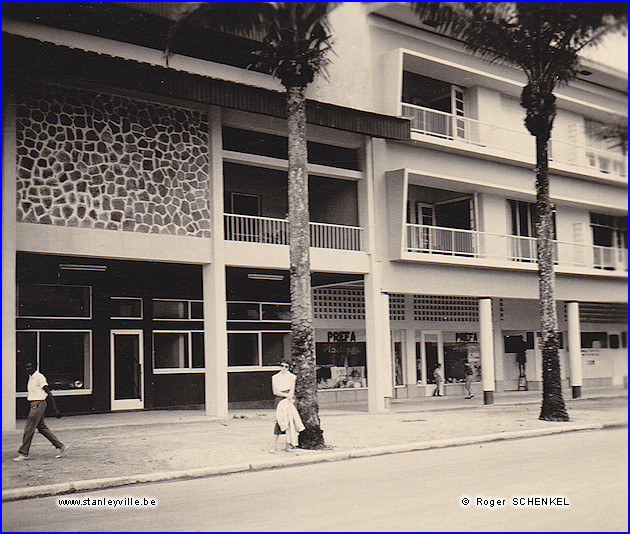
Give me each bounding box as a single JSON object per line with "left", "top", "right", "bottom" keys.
{"left": 3, "top": 420, "right": 626, "bottom": 502}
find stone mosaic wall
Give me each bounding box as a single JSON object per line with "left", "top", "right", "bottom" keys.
{"left": 16, "top": 83, "right": 211, "bottom": 237}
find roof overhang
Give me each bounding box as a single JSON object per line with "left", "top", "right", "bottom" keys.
{"left": 3, "top": 33, "right": 410, "bottom": 141}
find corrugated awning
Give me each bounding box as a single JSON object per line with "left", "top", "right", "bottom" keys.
{"left": 3, "top": 33, "right": 410, "bottom": 141}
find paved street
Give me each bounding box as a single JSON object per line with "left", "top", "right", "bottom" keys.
{"left": 3, "top": 428, "right": 626, "bottom": 532}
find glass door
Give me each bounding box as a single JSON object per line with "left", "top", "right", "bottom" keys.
{"left": 421, "top": 331, "right": 444, "bottom": 395}
{"left": 110, "top": 330, "right": 144, "bottom": 410}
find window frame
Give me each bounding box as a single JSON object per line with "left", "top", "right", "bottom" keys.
{"left": 152, "top": 299, "right": 204, "bottom": 321}
{"left": 16, "top": 329, "right": 93, "bottom": 396}
{"left": 17, "top": 283, "right": 92, "bottom": 319}
{"left": 227, "top": 330, "right": 292, "bottom": 371}
{"left": 227, "top": 301, "right": 291, "bottom": 323}
{"left": 110, "top": 297, "right": 143, "bottom": 320}
{"left": 152, "top": 330, "right": 205, "bottom": 374}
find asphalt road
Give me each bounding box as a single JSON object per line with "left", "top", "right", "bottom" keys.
{"left": 3, "top": 428, "right": 627, "bottom": 532}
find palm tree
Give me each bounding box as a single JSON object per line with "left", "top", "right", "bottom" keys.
{"left": 411, "top": 2, "right": 627, "bottom": 421}
{"left": 165, "top": 2, "right": 336, "bottom": 448}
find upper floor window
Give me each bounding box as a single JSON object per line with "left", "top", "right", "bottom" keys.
{"left": 401, "top": 72, "right": 466, "bottom": 139}
{"left": 509, "top": 200, "right": 556, "bottom": 238}
{"left": 402, "top": 72, "right": 463, "bottom": 115}
{"left": 590, "top": 213, "right": 627, "bottom": 249}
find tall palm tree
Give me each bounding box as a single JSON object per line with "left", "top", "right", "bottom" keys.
{"left": 165, "top": 2, "right": 336, "bottom": 448}
{"left": 411, "top": 2, "right": 627, "bottom": 421}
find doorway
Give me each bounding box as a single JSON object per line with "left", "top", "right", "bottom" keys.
{"left": 421, "top": 331, "right": 444, "bottom": 393}
{"left": 110, "top": 330, "right": 144, "bottom": 410}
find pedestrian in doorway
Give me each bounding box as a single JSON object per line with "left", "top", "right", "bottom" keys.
{"left": 464, "top": 362, "right": 474, "bottom": 399}
{"left": 432, "top": 363, "right": 444, "bottom": 396}
{"left": 13, "top": 362, "right": 68, "bottom": 461}
{"left": 270, "top": 361, "right": 304, "bottom": 453}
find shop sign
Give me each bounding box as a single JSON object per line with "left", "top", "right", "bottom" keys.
{"left": 327, "top": 331, "right": 356, "bottom": 342}
{"left": 455, "top": 332, "right": 478, "bottom": 343}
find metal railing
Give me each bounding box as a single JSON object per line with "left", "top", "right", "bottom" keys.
{"left": 224, "top": 214, "right": 363, "bottom": 251}
{"left": 406, "top": 223, "right": 627, "bottom": 273}
{"left": 401, "top": 103, "right": 627, "bottom": 179}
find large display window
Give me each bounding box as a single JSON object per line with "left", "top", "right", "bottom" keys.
{"left": 443, "top": 332, "right": 481, "bottom": 383}
{"left": 315, "top": 330, "right": 367, "bottom": 389}
{"left": 17, "top": 330, "right": 92, "bottom": 393}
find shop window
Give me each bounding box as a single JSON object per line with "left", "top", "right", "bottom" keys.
{"left": 18, "top": 284, "right": 91, "bottom": 318}
{"left": 261, "top": 333, "right": 291, "bottom": 366}
{"left": 444, "top": 342, "right": 481, "bottom": 383}
{"left": 228, "top": 302, "right": 261, "bottom": 321}
{"left": 111, "top": 297, "right": 143, "bottom": 319}
{"left": 153, "top": 299, "right": 203, "bottom": 320}
{"left": 228, "top": 302, "right": 291, "bottom": 322}
{"left": 16, "top": 330, "right": 91, "bottom": 393}
{"left": 190, "top": 301, "right": 204, "bottom": 320}
{"left": 580, "top": 332, "right": 608, "bottom": 349}
{"left": 153, "top": 331, "right": 204, "bottom": 371}
{"left": 315, "top": 342, "right": 367, "bottom": 389}
{"left": 153, "top": 300, "right": 188, "bottom": 319}
{"left": 228, "top": 333, "right": 259, "bottom": 366}
{"left": 262, "top": 304, "right": 291, "bottom": 321}
{"left": 227, "top": 331, "right": 290, "bottom": 367}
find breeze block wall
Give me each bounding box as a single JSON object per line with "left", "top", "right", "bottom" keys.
{"left": 15, "top": 82, "right": 211, "bottom": 237}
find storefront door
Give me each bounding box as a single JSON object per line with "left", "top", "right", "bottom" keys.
{"left": 110, "top": 330, "right": 144, "bottom": 410}
{"left": 421, "top": 331, "right": 443, "bottom": 393}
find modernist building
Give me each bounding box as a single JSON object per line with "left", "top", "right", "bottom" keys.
{"left": 3, "top": 3, "right": 627, "bottom": 430}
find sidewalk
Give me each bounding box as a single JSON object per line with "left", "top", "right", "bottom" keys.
{"left": 3, "top": 387, "right": 627, "bottom": 501}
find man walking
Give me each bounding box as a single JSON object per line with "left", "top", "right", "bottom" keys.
{"left": 13, "top": 362, "right": 68, "bottom": 461}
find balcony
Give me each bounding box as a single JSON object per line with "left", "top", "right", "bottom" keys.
{"left": 225, "top": 214, "right": 363, "bottom": 251}
{"left": 401, "top": 103, "right": 627, "bottom": 181}
{"left": 405, "top": 223, "right": 627, "bottom": 273}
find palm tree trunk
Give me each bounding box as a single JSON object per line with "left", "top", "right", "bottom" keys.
{"left": 286, "top": 86, "right": 325, "bottom": 448}
{"left": 535, "top": 132, "right": 569, "bottom": 422}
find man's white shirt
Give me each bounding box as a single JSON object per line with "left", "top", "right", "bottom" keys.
{"left": 27, "top": 370, "right": 49, "bottom": 401}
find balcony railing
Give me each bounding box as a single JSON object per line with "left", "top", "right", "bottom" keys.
{"left": 225, "top": 214, "right": 363, "bottom": 251}
{"left": 401, "top": 103, "right": 627, "bottom": 180}
{"left": 406, "top": 223, "right": 627, "bottom": 272}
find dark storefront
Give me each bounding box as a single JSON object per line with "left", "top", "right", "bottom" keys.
{"left": 16, "top": 252, "right": 205, "bottom": 417}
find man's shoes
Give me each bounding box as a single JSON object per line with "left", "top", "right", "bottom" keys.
{"left": 12, "top": 454, "right": 28, "bottom": 462}
{"left": 56, "top": 444, "right": 69, "bottom": 458}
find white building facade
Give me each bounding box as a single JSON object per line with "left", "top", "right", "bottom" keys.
{"left": 3, "top": 3, "right": 627, "bottom": 430}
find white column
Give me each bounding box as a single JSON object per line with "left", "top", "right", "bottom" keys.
{"left": 204, "top": 106, "right": 228, "bottom": 417}
{"left": 3, "top": 88, "right": 17, "bottom": 431}
{"left": 404, "top": 326, "right": 417, "bottom": 387}
{"left": 492, "top": 298, "right": 505, "bottom": 392}
{"left": 362, "top": 138, "right": 392, "bottom": 412}
{"left": 365, "top": 269, "right": 392, "bottom": 412}
{"left": 479, "top": 297, "right": 495, "bottom": 404}
{"left": 567, "top": 301, "right": 582, "bottom": 399}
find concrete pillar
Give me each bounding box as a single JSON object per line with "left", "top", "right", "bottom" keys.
{"left": 364, "top": 269, "right": 392, "bottom": 412}
{"left": 362, "top": 138, "right": 391, "bottom": 412}
{"left": 3, "top": 87, "right": 17, "bottom": 431}
{"left": 204, "top": 106, "right": 228, "bottom": 417}
{"left": 479, "top": 297, "right": 495, "bottom": 404}
{"left": 404, "top": 326, "right": 417, "bottom": 387}
{"left": 492, "top": 299, "right": 505, "bottom": 392}
{"left": 567, "top": 301, "right": 582, "bottom": 399}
